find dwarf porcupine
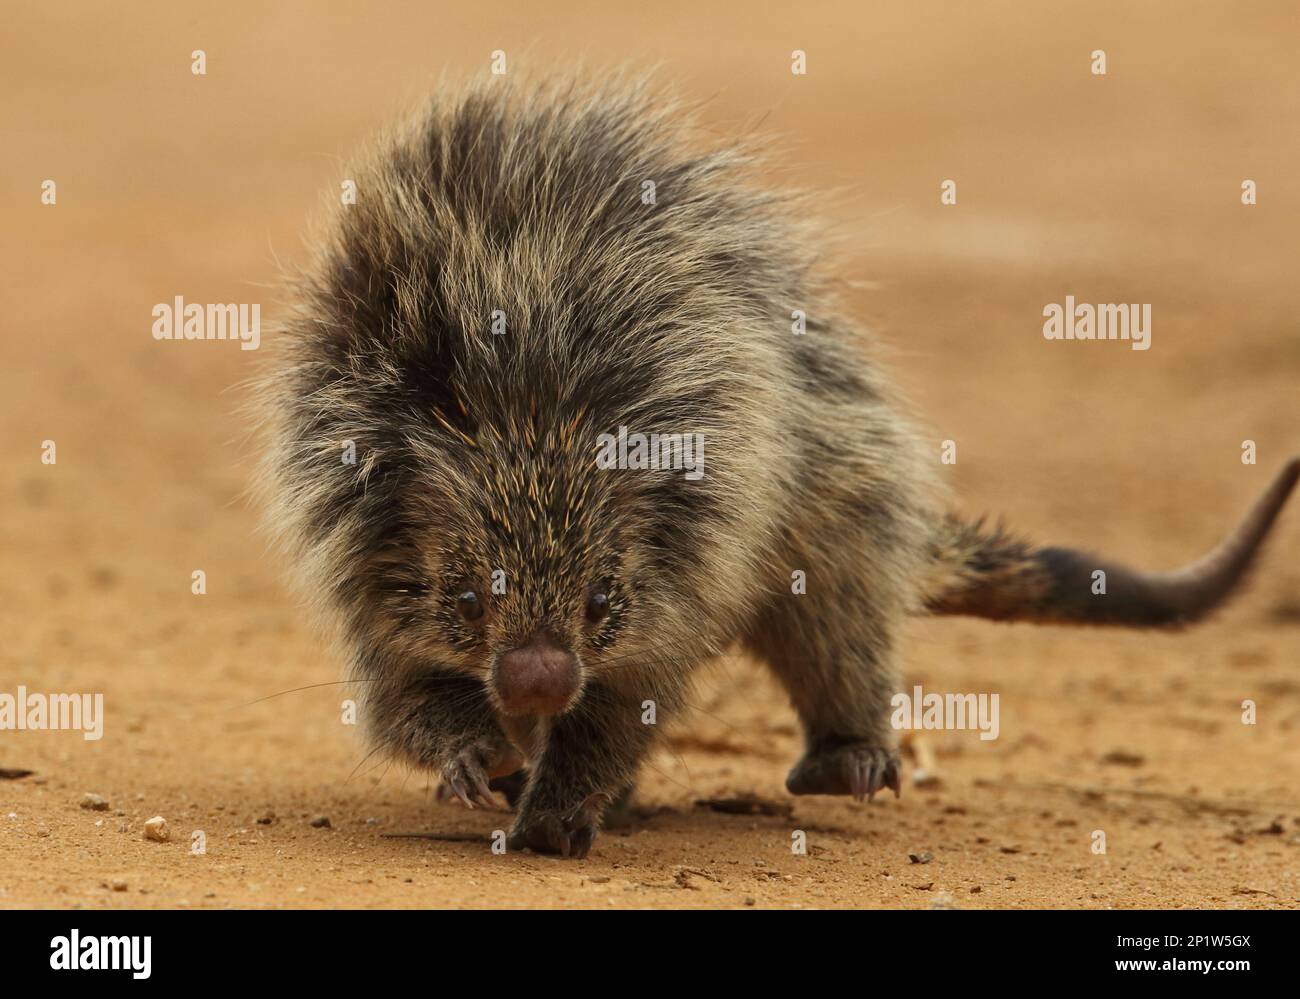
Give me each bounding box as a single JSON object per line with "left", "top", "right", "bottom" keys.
{"left": 259, "top": 75, "right": 1299, "bottom": 858}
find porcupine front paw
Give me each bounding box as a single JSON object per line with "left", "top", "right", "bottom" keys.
{"left": 506, "top": 792, "right": 608, "bottom": 859}
{"left": 435, "top": 739, "right": 523, "bottom": 810}
{"left": 785, "top": 741, "right": 902, "bottom": 802}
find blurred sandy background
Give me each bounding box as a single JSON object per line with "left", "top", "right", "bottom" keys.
{"left": 1, "top": 0, "right": 1298, "bottom": 908}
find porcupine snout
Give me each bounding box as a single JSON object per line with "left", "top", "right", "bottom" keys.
{"left": 492, "top": 631, "right": 580, "bottom": 716}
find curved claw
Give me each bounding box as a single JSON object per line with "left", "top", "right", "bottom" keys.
{"left": 454, "top": 782, "right": 477, "bottom": 809}
{"left": 469, "top": 768, "right": 502, "bottom": 811}
{"left": 883, "top": 758, "right": 902, "bottom": 798}
{"left": 437, "top": 774, "right": 478, "bottom": 809}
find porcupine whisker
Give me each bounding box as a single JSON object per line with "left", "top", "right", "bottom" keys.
{"left": 243, "top": 677, "right": 382, "bottom": 708}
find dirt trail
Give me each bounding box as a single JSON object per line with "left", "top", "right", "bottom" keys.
{"left": 2, "top": 1, "right": 1298, "bottom": 908}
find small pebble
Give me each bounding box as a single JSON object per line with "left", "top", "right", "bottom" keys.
{"left": 310, "top": 815, "right": 332, "bottom": 829}
{"left": 110, "top": 879, "right": 128, "bottom": 892}
{"left": 80, "top": 793, "right": 109, "bottom": 811}
{"left": 143, "top": 816, "right": 169, "bottom": 842}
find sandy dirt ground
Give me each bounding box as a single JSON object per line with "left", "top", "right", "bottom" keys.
{"left": 2, "top": 1, "right": 1298, "bottom": 909}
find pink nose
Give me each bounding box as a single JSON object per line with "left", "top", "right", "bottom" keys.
{"left": 493, "top": 632, "right": 579, "bottom": 716}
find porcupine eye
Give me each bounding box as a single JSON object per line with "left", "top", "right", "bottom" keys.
{"left": 457, "top": 591, "right": 484, "bottom": 622}
{"left": 585, "top": 591, "right": 610, "bottom": 624}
